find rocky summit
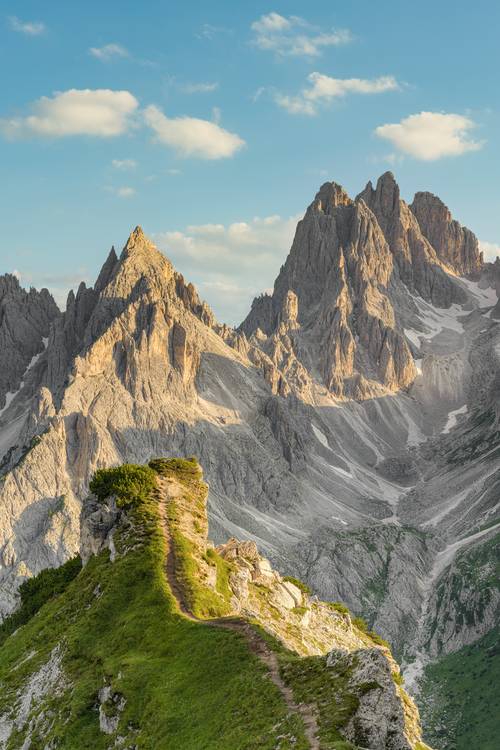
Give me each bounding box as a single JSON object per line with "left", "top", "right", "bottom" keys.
{"left": 0, "top": 173, "right": 498, "bottom": 749}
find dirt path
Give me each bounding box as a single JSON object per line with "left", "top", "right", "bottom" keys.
{"left": 156, "top": 478, "right": 321, "bottom": 750}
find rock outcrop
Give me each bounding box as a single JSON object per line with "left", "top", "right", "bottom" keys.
{"left": 0, "top": 275, "right": 59, "bottom": 410}
{"left": 410, "top": 191, "right": 483, "bottom": 276}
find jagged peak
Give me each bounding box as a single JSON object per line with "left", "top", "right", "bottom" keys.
{"left": 94, "top": 246, "right": 118, "bottom": 294}
{"left": 375, "top": 171, "right": 400, "bottom": 204}
{"left": 410, "top": 190, "right": 454, "bottom": 223}
{"left": 121, "top": 225, "right": 157, "bottom": 259}
{"left": 311, "top": 181, "right": 353, "bottom": 214}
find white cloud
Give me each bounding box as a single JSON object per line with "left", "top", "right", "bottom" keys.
{"left": 104, "top": 185, "right": 136, "bottom": 198}
{"left": 275, "top": 73, "right": 399, "bottom": 115}
{"left": 167, "top": 168, "right": 182, "bottom": 175}
{"left": 143, "top": 104, "right": 245, "bottom": 159}
{"left": 181, "top": 82, "right": 219, "bottom": 94}
{"left": 89, "top": 43, "right": 129, "bottom": 61}
{"left": 9, "top": 16, "right": 45, "bottom": 35}
{"left": 197, "top": 23, "right": 232, "bottom": 40}
{"left": 375, "top": 111, "right": 483, "bottom": 160}
{"left": 0, "top": 89, "right": 139, "bottom": 138}
{"left": 112, "top": 158, "right": 137, "bottom": 170}
{"left": 12, "top": 269, "right": 21, "bottom": 280}
{"left": 154, "top": 213, "right": 300, "bottom": 324}
{"left": 116, "top": 186, "right": 136, "bottom": 198}
{"left": 251, "top": 12, "right": 352, "bottom": 58}
{"left": 479, "top": 241, "right": 500, "bottom": 262}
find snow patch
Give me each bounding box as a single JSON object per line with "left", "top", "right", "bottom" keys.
{"left": 312, "top": 424, "right": 329, "bottom": 448}
{"left": 0, "top": 340, "right": 48, "bottom": 418}
{"left": 442, "top": 404, "right": 468, "bottom": 434}
{"left": 459, "top": 278, "right": 498, "bottom": 307}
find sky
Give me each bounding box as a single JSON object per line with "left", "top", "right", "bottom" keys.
{"left": 1, "top": 0, "right": 499, "bottom": 325}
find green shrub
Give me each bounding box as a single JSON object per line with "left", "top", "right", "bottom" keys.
{"left": 282, "top": 576, "right": 312, "bottom": 595}
{"left": 368, "top": 631, "right": 390, "bottom": 648}
{"left": 89, "top": 464, "right": 156, "bottom": 507}
{"left": 0, "top": 556, "right": 82, "bottom": 646}
{"left": 352, "top": 616, "right": 369, "bottom": 632}
{"left": 328, "top": 601, "right": 350, "bottom": 615}
{"left": 149, "top": 456, "right": 200, "bottom": 478}
{"left": 393, "top": 671, "right": 404, "bottom": 686}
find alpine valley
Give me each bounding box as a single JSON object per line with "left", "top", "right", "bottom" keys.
{"left": 0, "top": 172, "right": 498, "bottom": 749}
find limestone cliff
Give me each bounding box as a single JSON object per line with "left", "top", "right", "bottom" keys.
{"left": 0, "top": 275, "right": 59, "bottom": 411}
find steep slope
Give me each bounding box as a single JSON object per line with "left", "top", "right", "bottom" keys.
{"left": 410, "top": 191, "right": 483, "bottom": 277}
{"left": 0, "top": 275, "right": 59, "bottom": 414}
{"left": 0, "top": 459, "right": 431, "bottom": 749}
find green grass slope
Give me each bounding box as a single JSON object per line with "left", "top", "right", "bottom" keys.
{"left": 419, "top": 625, "right": 500, "bottom": 750}
{"left": 0, "top": 461, "right": 308, "bottom": 749}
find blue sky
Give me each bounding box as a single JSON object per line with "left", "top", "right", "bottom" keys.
{"left": 1, "top": 0, "right": 499, "bottom": 324}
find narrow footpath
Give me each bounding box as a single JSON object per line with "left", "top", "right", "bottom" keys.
{"left": 157, "top": 477, "right": 320, "bottom": 750}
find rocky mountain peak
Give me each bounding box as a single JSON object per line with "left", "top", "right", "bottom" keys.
{"left": 410, "top": 191, "right": 483, "bottom": 276}
{"left": 241, "top": 177, "right": 416, "bottom": 398}
{"left": 357, "top": 171, "right": 400, "bottom": 220}
{"left": 311, "top": 182, "right": 353, "bottom": 213}
{"left": 121, "top": 225, "right": 152, "bottom": 256}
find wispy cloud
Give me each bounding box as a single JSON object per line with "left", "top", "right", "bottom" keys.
{"left": 251, "top": 12, "right": 352, "bottom": 58}
{"left": 105, "top": 185, "right": 136, "bottom": 198}
{"left": 112, "top": 158, "right": 137, "bottom": 170}
{"left": 375, "top": 111, "right": 484, "bottom": 160}
{"left": 89, "top": 43, "right": 129, "bottom": 61}
{"left": 180, "top": 81, "right": 219, "bottom": 94}
{"left": 9, "top": 16, "right": 46, "bottom": 36}
{"left": 274, "top": 73, "right": 400, "bottom": 115}
{"left": 196, "top": 23, "right": 232, "bottom": 40}
{"left": 143, "top": 104, "right": 245, "bottom": 159}
{"left": 0, "top": 89, "right": 139, "bottom": 138}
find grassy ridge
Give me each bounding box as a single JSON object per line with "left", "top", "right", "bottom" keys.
{"left": 0, "top": 462, "right": 308, "bottom": 749}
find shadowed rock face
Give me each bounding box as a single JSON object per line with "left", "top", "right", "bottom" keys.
{"left": 0, "top": 275, "right": 60, "bottom": 410}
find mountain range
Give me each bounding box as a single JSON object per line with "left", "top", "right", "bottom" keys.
{"left": 0, "top": 172, "right": 498, "bottom": 749}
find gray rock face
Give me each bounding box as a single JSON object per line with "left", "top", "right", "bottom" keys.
{"left": 358, "top": 172, "right": 466, "bottom": 308}
{"left": 410, "top": 191, "right": 483, "bottom": 276}
{"left": 80, "top": 494, "right": 121, "bottom": 565}
{"left": 327, "top": 648, "right": 415, "bottom": 750}
{"left": 0, "top": 275, "right": 59, "bottom": 410}
{"left": 241, "top": 179, "right": 416, "bottom": 399}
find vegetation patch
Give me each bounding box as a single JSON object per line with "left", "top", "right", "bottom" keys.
{"left": 420, "top": 625, "right": 500, "bottom": 750}
{"left": 0, "top": 556, "right": 82, "bottom": 648}
{"left": 328, "top": 601, "right": 350, "bottom": 615}
{"left": 282, "top": 575, "right": 312, "bottom": 595}
{"left": 90, "top": 463, "right": 156, "bottom": 507}
{"left": 280, "top": 653, "right": 360, "bottom": 749}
